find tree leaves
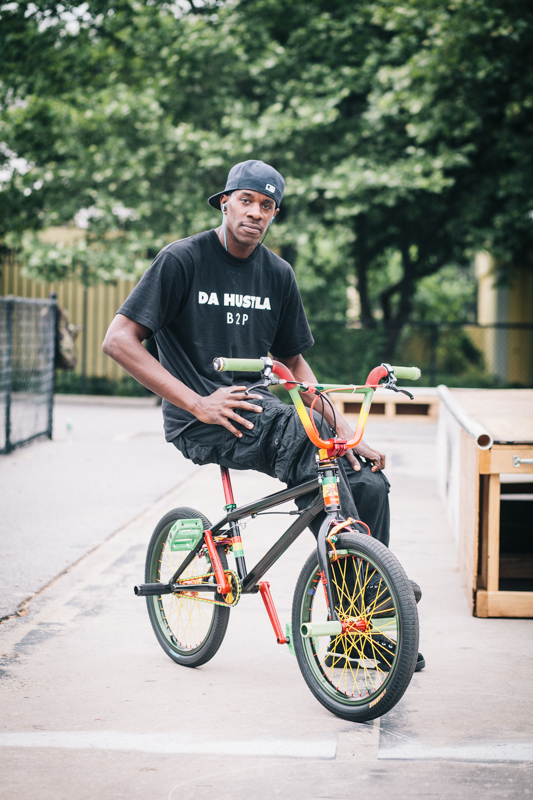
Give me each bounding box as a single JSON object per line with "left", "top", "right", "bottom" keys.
{"left": 1, "top": 0, "right": 531, "bottom": 325}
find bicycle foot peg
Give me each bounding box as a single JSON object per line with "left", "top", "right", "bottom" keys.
{"left": 134, "top": 583, "right": 172, "bottom": 597}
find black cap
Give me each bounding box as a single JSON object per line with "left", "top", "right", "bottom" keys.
{"left": 208, "top": 160, "right": 285, "bottom": 209}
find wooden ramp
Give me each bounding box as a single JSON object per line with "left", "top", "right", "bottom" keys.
{"left": 437, "top": 389, "right": 533, "bottom": 618}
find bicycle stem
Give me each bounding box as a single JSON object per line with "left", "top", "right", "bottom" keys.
{"left": 270, "top": 360, "right": 374, "bottom": 456}
{"left": 287, "top": 384, "right": 374, "bottom": 454}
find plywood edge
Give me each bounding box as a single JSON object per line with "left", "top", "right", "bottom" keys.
{"left": 476, "top": 590, "right": 489, "bottom": 617}
{"left": 479, "top": 448, "right": 491, "bottom": 474}
{"left": 475, "top": 590, "right": 533, "bottom": 618}
{"left": 458, "top": 430, "right": 479, "bottom": 601}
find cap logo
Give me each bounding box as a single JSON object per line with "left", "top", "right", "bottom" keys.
{"left": 265, "top": 183, "right": 275, "bottom": 192}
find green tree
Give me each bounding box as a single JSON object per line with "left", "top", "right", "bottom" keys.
{"left": 235, "top": 0, "right": 533, "bottom": 346}
{"left": 1, "top": 0, "right": 532, "bottom": 358}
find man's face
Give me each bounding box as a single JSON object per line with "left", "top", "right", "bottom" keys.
{"left": 221, "top": 189, "right": 279, "bottom": 248}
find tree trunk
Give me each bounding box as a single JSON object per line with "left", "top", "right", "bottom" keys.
{"left": 379, "top": 244, "right": 417, "bottom": 361}
{"left": 352, "top": 215, "right": 376, "bottom": 327}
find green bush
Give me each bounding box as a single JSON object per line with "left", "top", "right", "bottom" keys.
{"left": 54, "top": 371, "right": 152, "bottom": 397}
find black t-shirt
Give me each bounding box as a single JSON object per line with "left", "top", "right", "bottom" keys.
{"left": 118, "top": 229, "right": 314, "bottom": 441}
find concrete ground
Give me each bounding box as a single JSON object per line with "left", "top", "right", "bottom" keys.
{"left": 0, "top": 396, "right": 197, "bottom": 619}
{"left": 0, "top": 409, "right": 532, "bottom": 799}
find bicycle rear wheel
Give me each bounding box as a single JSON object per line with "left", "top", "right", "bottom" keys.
{"left": 145, "top": 507, "right": 230, "bottom": 667}
{"left": 292, "top": 531, "right": 419, "bottom": 722}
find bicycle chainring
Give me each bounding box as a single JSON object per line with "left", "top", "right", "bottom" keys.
{"left": 220, "top": 570, "right": 242, "bottom": 607}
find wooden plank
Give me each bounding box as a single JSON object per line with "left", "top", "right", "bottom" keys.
{"left": 475, "top": 590, "right": 533, "bottom": 618}
{"left": 479, "top": 449, "right": 491, "bottom": 474}
{"left": 331, "top": 389, "right": 439, "bottom": 422}
{"left": 449, "top": 389, "right": 533, "bottom": 443}
{"left": 488, "top": 446, "right": 533, "bottom": 474}
{"left": 486, "top": 473, "right": 500, "bottom": 592}
{"left": 476, "top": 590, "right": 489, "bottom": 617}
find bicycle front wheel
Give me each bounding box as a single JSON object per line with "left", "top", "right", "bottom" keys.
{"left": 292, "top": 531, "right": 419, "bottom": 722}
{"left": 145, "top": 507, "right": 230, "bottom": 667}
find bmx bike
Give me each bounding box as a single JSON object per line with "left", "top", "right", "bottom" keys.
{"left": 134, "top": 358, "right": 421, "bottom": 722}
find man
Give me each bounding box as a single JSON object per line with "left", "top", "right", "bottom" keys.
{"left": 102, "top": 159, "right": 390, "bottom": 544}
{"left": 104, "top": 159, "right": 424, "bottom": 670}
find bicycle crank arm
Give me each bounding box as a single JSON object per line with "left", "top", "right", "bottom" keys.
{"left": 171, "top": 583, "right": 219, "bottom": 593}
{"left": 134, "top": 582, "right": 219, "bottom": 597}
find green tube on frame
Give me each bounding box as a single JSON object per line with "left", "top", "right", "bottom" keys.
{"left": 301, "top": 620, "right": 343, "bottom": 638}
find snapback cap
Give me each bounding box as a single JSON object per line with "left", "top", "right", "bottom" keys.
{"left": 208, "top": 160, "right": 285, "bottom": 209}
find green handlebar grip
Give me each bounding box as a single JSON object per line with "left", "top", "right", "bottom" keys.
{"left": 213, "top": 357, "right": 265, "bottom": 373}
{"left": 391, "top": 365, "right": 421, "bottom": 381}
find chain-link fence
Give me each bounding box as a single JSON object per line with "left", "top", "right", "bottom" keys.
{"left": 0, "top": 296, "right": 56, "bottom": 454}
{"left": 305, "top": 322, "right": 533, "bottom": 388}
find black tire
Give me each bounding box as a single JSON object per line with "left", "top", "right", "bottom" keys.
{"left": 145, "top": 507, "right": 230, "bottom": 667}
{"left": 292, "top": 532, "right": 419, "bottom": 722}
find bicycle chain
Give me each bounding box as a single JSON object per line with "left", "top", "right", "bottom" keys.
{"left": 172, "top": 569, "right": 242, "bottom": 608}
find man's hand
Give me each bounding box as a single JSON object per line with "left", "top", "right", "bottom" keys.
{"left": 102, "top": 316, "right": 264, "bottom": 432}
{"left": 348, "top": 440, "right": 386, "bottom": 473}
{"left": 337, "top": 419, "right": 386, "bottom": 473}
{"left": 195, "top": 385, "right": 263, "bottom": 437}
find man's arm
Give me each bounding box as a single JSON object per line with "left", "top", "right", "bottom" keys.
{"left": 102, "top": 314, "right": 262, "bottom": 438}
{"left": 277, "top": 354, "right": 386, "bottom": 473}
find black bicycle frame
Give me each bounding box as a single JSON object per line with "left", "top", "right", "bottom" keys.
{"left": 137, "top": 470, "right": 344, "bottom": 622}
{"left": 170, "top": 479, "right": 324, "bottom": 591}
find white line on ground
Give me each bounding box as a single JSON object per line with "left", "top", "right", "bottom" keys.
{"left": 0, "top": 731, "right": 338, "bottom": 760}
{"left": 379, "top": 742, "right": 533, "bottom": 762}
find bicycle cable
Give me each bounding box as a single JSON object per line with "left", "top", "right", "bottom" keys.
{"left": 311, "top": 388, "right": 338, "bottom": 440}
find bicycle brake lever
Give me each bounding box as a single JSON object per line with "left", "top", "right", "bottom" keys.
{"left": 394, "top": 387, "right": 415, "bottom": 400}
{"left": 383, "top": 381, "right": 414, "bottom": 400}
{"left": 244, "top": 370, "right": 281, "bottom": 395}
{"left": 244, "top": 380, "right": 267, "bottom": 395}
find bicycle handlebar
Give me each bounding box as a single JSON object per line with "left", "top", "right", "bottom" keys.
{"left": 214, "top": 357, "right": 421, "bottom": 383}
{"left": 391, "top": 366, "right": 421, "bottom": 381}
{"left": 212, "top": 356, "right": 421, "bottom": 456}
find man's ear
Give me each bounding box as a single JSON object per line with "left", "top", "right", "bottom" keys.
{"left": 220, "top": 193, "right": 230, "bottom": 210}
{"left": 274, "top": 207, "right": 280, "bottom": 218}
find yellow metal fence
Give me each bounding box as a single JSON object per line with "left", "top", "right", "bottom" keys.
{"left": 0, "top": 251, "right": 137, "bottom": 382}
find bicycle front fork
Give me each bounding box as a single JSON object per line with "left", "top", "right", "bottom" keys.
{"left": 316, "top": 457, "right": 350, "bottom": 622}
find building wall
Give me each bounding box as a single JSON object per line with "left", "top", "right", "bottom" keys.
{"left": 475, "top": 253, "right": 533, "bottom": 385}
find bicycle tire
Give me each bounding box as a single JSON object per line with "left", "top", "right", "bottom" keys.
{"left": 145, "top": 507, "right": 230, "bottom": 667}
{"left": 292, "top": 531, "right": 419, "bottom": 722}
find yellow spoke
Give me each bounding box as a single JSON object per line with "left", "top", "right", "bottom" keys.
{"left": 337, "top": 558, "right": 358, "bottom": 618}
{"left": 306, "top": 549, "right": 400, "bottom": 704}
{"left": 157, "top": 549, "right": 218, "bottom": 648}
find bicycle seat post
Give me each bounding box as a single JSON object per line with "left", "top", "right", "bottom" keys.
{"left": 220, "top": 466, "right": 248, "bottom": 581}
